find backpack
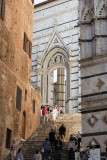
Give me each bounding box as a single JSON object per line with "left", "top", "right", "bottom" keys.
{"left": 42, "top": 109, "right": 47, "bottom": 114}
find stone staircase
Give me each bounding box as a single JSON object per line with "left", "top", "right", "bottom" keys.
{"left": 21, "top": 113, "right": 81, "bottom": 160}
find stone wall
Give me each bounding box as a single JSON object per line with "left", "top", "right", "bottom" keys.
{"left": 56, "top": 113, "right": 82, "bottom": 136}
{"left": 79, "top": 0, "right": 107, "bottom": 156}
{"left": 0, "top": 0, "right": 41, "bottom": 159}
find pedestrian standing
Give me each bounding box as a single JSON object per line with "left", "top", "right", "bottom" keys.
{"left": 16, "top": 148, "right": 24, "bottom": 160}
{"left": 59, "top": 124, "right": 66, "bottom": 140}
{"left": 42, "top": 107, "right": 48, "bottom": 124}
{"left": 10, "top": 139, "right": 18, "bottom": 160}
{"left": 43, "top": 138, "right": 51, "bottom": 160}
{"left": 54, "top": 136, "right": 62, "bottom": 160}
{"left": 34, "top": 149, "right": 42, "bottom": 160}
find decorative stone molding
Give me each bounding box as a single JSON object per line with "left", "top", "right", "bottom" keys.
{"left": 97, "top": 0, "right": 107, "bottom": 17}
{"left": 102, "top": 114, "right": 107, "bottom": 124}
{"left": 88, "top": 137, "right": 99, "bottom": 146}
{"left": 81, "top": 2, "right": 93, "bottom": 22}
{"left": 54, "top": 38, "right": 59, "bottom": 44}
{"left": 87, "top": 114, "right": 98, "bottom": 127}
{"left": 95, "top": 78, "right": 105, "bottom": 90}
{"left": 48, "top": 53, "right": 67, "bottom": 68}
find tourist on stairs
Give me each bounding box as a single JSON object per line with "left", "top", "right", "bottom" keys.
{"left": 49, "top": 129, "right": 56, "bottom": 148}
{"left": 77, "top": 131, "right": 82, "bottom": 150}
{"left": 16, "top": 148, "right": 24, "bottom": 160}
{"left": 52, "top": 106, "right": 57, "bottom": 123}
{"left": 43, "top": 138, "right": 51, "bottom": 160}
{"left": 68, "top": 136, "right": 75, "bottom": 160}
{"left": 10, "top": 139, "right": 18, "bottom": 160}
{"left": 42, "top": 107, "right": 48, "bottom": 124}
{"left": 51, "top": 122, "right": 57, "bottom": 132}
{"left": 54, "top": 136, "right": 62, "bottom": 160}
{"left": 34, "top": 149, "right": 42, "bottom": 160}
{"left": 59, "top": 123, "right": 66, "bottom": 140}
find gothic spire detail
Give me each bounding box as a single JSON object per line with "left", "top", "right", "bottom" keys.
{"left": 81, "top": 1, "right": 93, "bottom": 21}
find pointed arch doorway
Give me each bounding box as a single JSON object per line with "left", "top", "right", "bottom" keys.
{"left": 37, "top": 46, "right": 70, "bottom": 113}
{"left": 48, "top": 67, "right": 66, "bottom": 113}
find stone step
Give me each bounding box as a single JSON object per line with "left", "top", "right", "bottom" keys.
{"left": 21, "top": 113, "right": 81, "bottom": 160}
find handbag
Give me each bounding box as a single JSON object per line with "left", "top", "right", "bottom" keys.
{"left": 41, "top": 148, "right": 44, "bottom": 153}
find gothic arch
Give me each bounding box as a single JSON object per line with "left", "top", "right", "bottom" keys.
{"left": 96, "top": 0, "right": 107, "bottom": 17}
{"left": 41, "top": 46, "right": 69, "bottom": 69}
{"left": 81, "top": 2, "right": 93, "bottom": 22}
{"left": 39, "top": 45, "right": 69, "bottom": 109}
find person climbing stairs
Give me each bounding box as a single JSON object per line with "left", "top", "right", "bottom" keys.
{"left": 20, "top": 113, "right": 81, "bottom": 160}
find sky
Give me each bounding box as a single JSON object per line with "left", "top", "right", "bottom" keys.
{"left": 35, "top": 0, "right": 46, "bottom": 4}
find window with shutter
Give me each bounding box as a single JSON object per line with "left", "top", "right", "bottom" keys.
{"left": 0, "top": 0, "right": 5, "bottom": 21}
{"left": 23, "top": 32, "right": 32, "bottom": 59}
{"left": 6, "top": 128, "right": 12, "bottom": 149}
{"left": 16, "top": 86, "right": 22, "bottom": 111}
{"left": 26, "top": 37, "right": 29, "bottom": 55}
{"left": 29, "top": 41, "right": 32, "bottom": 59}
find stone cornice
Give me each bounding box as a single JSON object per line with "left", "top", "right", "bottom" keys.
{"left": 79, "top": 17, "right": 107, "bottom": 25}
{"left": 34, "top": 0, "right": 58, "bottom": 8}
{"left": 79, "top": 35, "right": 107, "bottom": 42}
{"left": 80, "top": 105, "right": 107, "bottom": 113}
{"left": 79, "top": 53, "right": 107, "bottom": 66}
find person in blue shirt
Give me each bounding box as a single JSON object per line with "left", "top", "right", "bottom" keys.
{"left": 43, "top": 138, "right": 51, "bottom": 160}
{"left": 16, "top": 148, "right": 24, "bottom": 160}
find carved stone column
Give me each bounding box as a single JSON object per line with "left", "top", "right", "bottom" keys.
{"left": 57, "top": 68, "right": 65, "bottom": 112}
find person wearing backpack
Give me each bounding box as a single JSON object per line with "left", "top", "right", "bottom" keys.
{"left": 42, "top": 107, "right": 48, "bottom": 124}
{"left": 59, "top": 123, "right": 66, "bottom": 140}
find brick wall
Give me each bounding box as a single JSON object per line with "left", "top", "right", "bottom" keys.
{"left": 0, "top": 0, "right": 41, "bottom": 159}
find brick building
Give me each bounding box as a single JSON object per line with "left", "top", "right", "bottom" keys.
{"left": 0, "top": 0, "right": 41, "bottom": 159}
